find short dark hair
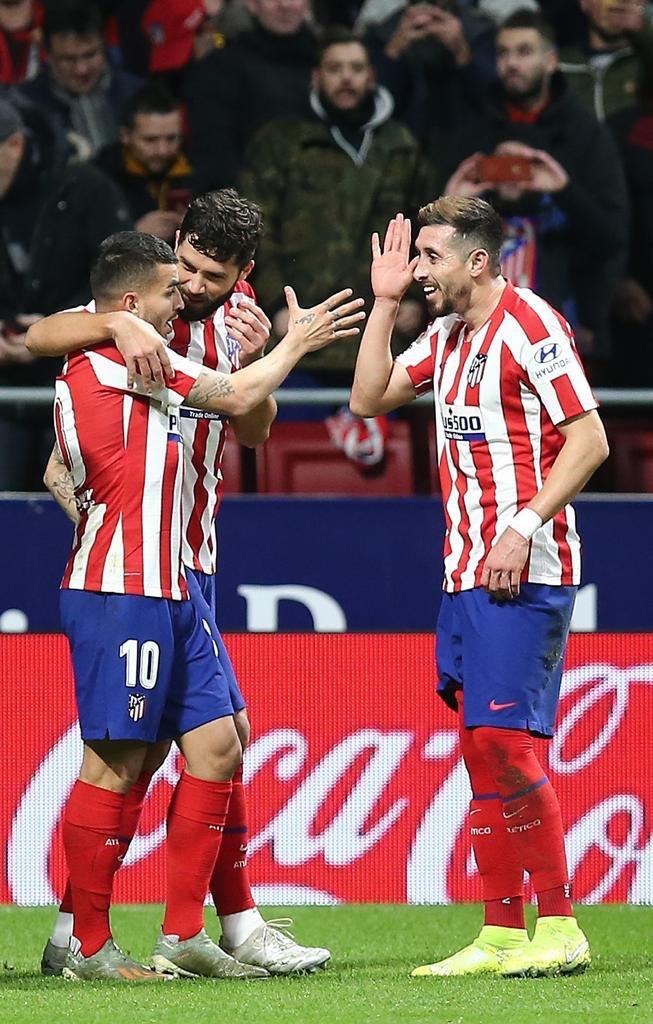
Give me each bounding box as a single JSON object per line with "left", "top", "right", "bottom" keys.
{"left": 179, "top": 189, "right": 263, "bottom": 268}
{"left": 90, "top": 231, "right": 177, "bottom": 301}
{"left": 44, "top": 1, "right": 104, "bottom": 47}
{"left": 121, "top": 82, "right": 180, "bottom": 130}
{"left": 498, "top": 9, "right": 557, "bottom": 48}
{"left": 316, "top": 26, "right": 368, "bottom": 66}
{"left": 418, "top": 196, "right": 504, "bottom": 274}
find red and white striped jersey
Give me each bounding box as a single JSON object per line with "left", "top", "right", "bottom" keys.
{"left": 55, "top": 341, "right": 203, "bottom": 600}
{"left": 397, "top": 281, "right": 597, "bottom": 593}
{"left": 170, "top": 280, "right": 256, "bottom": 575}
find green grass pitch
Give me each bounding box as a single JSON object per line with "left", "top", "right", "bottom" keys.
{"left": 1, "top": 905, "right": 651, "bottom": 1024}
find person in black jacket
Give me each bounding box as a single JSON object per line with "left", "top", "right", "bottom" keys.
{"left": 95, "top": 82, "right": 193, "bottom": 243}
{"left": 444, "top": 9, "right": 629, "bottom": 369}
{"left": 183, "top": 0, "right": 318, "bottom": 191}
{"left": 0, "top": 97, "right": 131, "bottom": 489}
{"left": 17, "top": 0, "right": 141, "bottom": 161}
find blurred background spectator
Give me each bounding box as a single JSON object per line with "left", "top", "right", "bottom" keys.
{"left": 240, "top": 27, "right": 433, "bottom": 383}
{"left": 558, "top": 0, "right": 653, "bottom": 121}
{"left": 0, "top": 95, "right": 130, "bottom": 490}
{"left": 184, "top": 0, "right": 318, "bottom": 191}
{"left": 0, "top": 0, "right": 43, "bottom": 85}
{"left": 18, "top": 0, "right": 141, "bottom": 160}
{"left": 95, "top": 81, "right": 192, "bottom": 242}
{"left": 443, "top": 9, "right": 629, "bottom": 368}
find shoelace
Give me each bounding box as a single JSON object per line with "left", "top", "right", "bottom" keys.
{"left": 257, "top": 918, "right": 298, "bottom": 953}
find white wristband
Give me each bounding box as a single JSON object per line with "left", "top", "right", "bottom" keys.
{"left": 508, "top": 507, "right": 543, "bottom": 541}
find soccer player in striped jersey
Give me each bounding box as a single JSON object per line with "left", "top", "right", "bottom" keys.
{"left": 35, "top": 193, "right": 335, "bottom": 977}
{"left": 30, "top": 230, "right": 363, "bottom": 981}
{"left": 351, "top": 198, "right": 609, "bottom": 978}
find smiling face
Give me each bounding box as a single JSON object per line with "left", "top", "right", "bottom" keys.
{"left": 121, "top": 109, "right": 183, "bottom": 176}
{"left": 412, "top": 224, "right": 477, "bottom": 319}
{"left": 130, "top": 262, "right": 184, "bottom": 336}
{"left": 47, "top": 31, "right": 106, "bottom": 95}
{"left": 313, "top": 41, "right": 374, "bottom": 111}
{"left": 176, "top": 238, "right": 253, "bottom": 322}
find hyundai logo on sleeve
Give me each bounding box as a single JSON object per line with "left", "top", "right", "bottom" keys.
{"left": 534, "top": 342, "right": 559, "bottom": 364}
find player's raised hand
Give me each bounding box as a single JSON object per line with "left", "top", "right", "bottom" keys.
{"left": 112, "top": 311, "right": 174, "bottom": 389}
{"left": 371, "top": 213, "right": 419, "bottom": 303}
{"left": 284, "top": 286, "right": 366, "bottom": 351}
{"left": 224, "top": 299, "right": 271, "bottom": 366}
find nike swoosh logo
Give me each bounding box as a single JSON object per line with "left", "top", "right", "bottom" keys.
{"left": 489, "top": 699, "right": 518, "bottom": 711}
{"left": 503, "top": 805, "right": 526, "bottom": 819}
{"left": 565, "top": 941, "right": 588, "bottom": 964}
{"left": 470, "top": 809, "right": 482, "bottom": 816}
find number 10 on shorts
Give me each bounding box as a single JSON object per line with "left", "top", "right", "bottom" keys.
{"left": 119, "top": 639, "right": 160, "bottom": 690}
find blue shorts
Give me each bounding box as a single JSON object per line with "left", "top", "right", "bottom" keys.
{"left": 435, "top": 584, "right": 576, "bottom": 738}
{"left": 61, "top": 583, "right": 236, "bottom": 743}
{"left": 186, "top": 568, "right": 246, "bottom": 714}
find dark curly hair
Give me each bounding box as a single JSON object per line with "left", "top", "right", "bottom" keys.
{"left": 179, "top": 189, "right": 263, "bottom": 268}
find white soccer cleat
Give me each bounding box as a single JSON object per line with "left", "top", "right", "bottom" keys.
{"left": 221, "top": 918, "right": 331, "bottom": 976}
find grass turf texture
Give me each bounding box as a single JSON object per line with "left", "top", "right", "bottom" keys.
{"left": 1, "top": 905, "right": 651, "bottom": 1024}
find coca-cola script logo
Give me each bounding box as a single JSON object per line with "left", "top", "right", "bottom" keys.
{"left": 1, "top": 634, "right": 652, "bottom": 905}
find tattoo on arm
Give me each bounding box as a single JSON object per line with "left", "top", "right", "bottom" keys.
{"left": 51, "top": 468, "right": 80, "bottom": 524}
{"left": 187, "top": 370, "right": 236, "bottom": 408}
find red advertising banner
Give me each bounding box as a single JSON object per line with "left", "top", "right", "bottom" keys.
{"left": 1, "top": 633, "right": 651, "bottom": 905}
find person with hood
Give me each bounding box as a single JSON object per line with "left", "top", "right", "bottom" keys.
{"left": 239, "top": 27, "right": 433, "bottom": 378}
{"left": 443, "top": 8, "right": 628, "bottom": 369}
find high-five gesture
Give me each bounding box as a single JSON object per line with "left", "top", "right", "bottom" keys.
{"left": 371, "top": 213, "right": 419, "bottom": 303}
{"left": 284, "top": 286, "right": 366, "bottom": 352}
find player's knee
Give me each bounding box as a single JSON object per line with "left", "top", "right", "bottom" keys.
{"left": 234, "top": 709, "right": 250, "bottom": 750}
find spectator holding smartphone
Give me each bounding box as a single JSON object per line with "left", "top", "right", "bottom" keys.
{"left": 443, "top": 8, "right": 628, "bottom": 370}
{"left": 95, "top": 82, "right": 193, "bottom": 242}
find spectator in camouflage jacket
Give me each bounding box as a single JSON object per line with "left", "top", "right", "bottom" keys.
{"left": 239, "top": 27, "right": 434, "bottom": 377}
{"left": 558, "top": 0, "right": 653, "bottom": 120}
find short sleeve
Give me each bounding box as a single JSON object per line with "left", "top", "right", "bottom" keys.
{"left": 396, "top": 329, "right": 436, "bottom": 395}
{"left": 84, "top": 346, "right": 203, "bottom": 406}
{"left": 521, "top": 332, "right": 598, "bottom": 426}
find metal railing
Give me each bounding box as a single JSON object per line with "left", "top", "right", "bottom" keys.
{"left": 1, "top": 387, "right": 653, "bottom": 407}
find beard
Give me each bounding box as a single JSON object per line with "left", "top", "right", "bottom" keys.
{"left": 502, "top": 69, "right": 548, "bottom": 106}
{"left": 178, "top": 282, "right": 237, "bottom": 323}
{"left": 428, "top": 281, "right": 470, "bottom": 319}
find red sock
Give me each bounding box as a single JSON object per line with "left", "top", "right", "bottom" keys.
{"left": 458, "top": 697, "right": 525, "bottom": 929}
{"left": 63, "top": 780, "right": 125, "bottom": 957}
{"left": 537, "top": 884, "right": 574, "bottom": 918}
{"left": 59, "top": 771, "right": 153, "bottom": 917}
{"left": 209, "top": 767, "right": 256, "bottom": 917}
{"left": 163, "top": 771, "right": 232, "bottom": 940}
{"left": 474, "top": 726, "right": 573, "bottom": 916}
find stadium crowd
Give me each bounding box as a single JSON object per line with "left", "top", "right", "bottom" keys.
{"left": 0, "top": 0, "right": 650, "bottom": 490}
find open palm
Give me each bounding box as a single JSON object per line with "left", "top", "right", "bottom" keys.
{"left": 371, "top": 213, "right": 418, "bottom": 303}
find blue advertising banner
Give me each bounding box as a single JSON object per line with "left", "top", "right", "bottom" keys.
{"left": 1, "top": 495, "right": 652, "bottom": 633}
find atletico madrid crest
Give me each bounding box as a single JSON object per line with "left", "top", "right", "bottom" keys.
{"left": 128, "top": 693, "right": 146, "bottom": 722}
{"left": 467, "top": 354, "right": 487, "bottom": 388}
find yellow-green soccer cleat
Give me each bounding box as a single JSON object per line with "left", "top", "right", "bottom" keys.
{"left": 411, "top": 926, "right": 529, "bottom": 977}
{"left": 150, "top": 928, "right": 270, "bottom": 979}
{"left": 500, "top": 916, "right": 591, "bottom": 978}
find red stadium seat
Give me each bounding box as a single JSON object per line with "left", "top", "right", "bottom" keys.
{"left": 607, "top": 422, "right": 653, "bottom": 492}
{"left": 256, "top": 421, "right": 414, "bottom": 495}
{"left": 219, "top": 435, "right": 244, "bottom": 493}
